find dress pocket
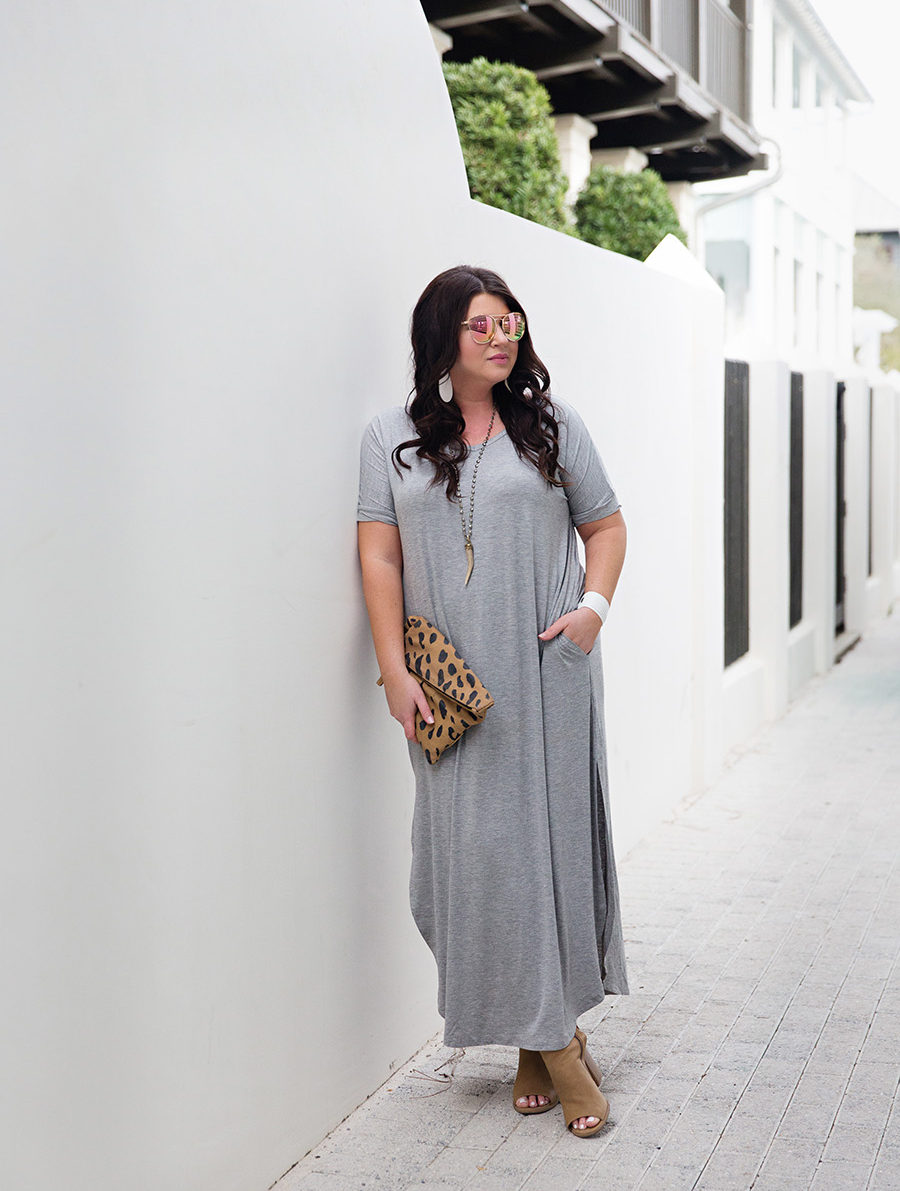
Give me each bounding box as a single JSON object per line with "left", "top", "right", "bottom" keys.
{"left": 558, "top": 631, "right": 592, "bottom": 659}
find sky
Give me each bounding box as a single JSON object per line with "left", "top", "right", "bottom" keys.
{"left": 809, "top": 0, "right": 900, "bottom": 206}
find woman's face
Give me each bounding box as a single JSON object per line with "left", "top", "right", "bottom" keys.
{"left": 450, "top": 292, "right": 518, "bottom": 393}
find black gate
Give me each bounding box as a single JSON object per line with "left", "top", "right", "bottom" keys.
{"left": 724, "top": 360, "right": 750, "bottom": 666}
{"left": 835, "top": 381, "right": 846, "bottom": 633}
{"left": 789, "top": 372, "right": 804, "bottom": 629}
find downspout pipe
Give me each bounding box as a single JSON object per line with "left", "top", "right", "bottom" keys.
{"left": 695, "top": 138, "right": 784, "bottom": 215}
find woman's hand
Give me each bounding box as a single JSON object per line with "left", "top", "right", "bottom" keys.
{"left": 538, "top": 607, "right": 602, "bottom": 655}
{"left": 381, "top": 669, "right": 434, "bottom": 741}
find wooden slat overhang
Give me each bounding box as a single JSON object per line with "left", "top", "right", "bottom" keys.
{"left": 423, "top": 0, "right": 767, "bottom": 182}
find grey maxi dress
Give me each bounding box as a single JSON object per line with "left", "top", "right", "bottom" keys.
{"left": 357, "top": 398, "right": 630, "bottom": 1050}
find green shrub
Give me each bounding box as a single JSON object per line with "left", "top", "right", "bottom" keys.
{"left": 574, "top": 165, "right": 687, "bottom": 259}
{"left": 442, "top": 57, "right": 570, "bottom": 233}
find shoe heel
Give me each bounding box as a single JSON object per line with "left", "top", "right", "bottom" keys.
{"left": 574, "top": 1027, "right": 602, "bottom": 1087}
{"left": 583, "top": 1048, "right": 602, "bottom": 1087}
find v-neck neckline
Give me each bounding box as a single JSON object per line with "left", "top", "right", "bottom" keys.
{"left": 463, "top": 427, "right": 507, "bottom": 448}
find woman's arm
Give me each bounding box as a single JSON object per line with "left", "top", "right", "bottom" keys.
{"left": 579, "top": 509, "right": 627, "bottom": 605}
{"left": 358, "top": 521, "right": 433, "bottom": 740}
{"left": 538, "top": 509, "right": 627, "bottom": 653}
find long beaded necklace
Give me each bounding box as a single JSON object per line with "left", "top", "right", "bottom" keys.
{"left": 455, "top": 405, "right": 496, "bottom": 586}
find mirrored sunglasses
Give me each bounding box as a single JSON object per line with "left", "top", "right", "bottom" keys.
{"left": 460, "top": 312, "right": 526, "bottom": 344}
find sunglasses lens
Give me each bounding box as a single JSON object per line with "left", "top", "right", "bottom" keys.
{"left": 504, "top": 313, "right": 526, "bottom": 341}
{"left": 467, "top": 315, "right": 492, "bottom": 342}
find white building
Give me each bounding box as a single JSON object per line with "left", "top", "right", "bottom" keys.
{"left": 695, "top": 0, "right": 871, "bottom": 368}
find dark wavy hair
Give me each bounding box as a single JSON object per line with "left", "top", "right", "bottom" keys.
{"left": 392, "top": 265, "right": 562, "bottom": 498}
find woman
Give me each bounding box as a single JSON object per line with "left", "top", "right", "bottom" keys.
{"left": 357, "top": 265, "right": 629, "bottom": 1138}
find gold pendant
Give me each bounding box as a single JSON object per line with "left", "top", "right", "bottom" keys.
{"left": 464, "top": 540, "right": 474, "bottom": 586}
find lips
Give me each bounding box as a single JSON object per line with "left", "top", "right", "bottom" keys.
{"left": 488, "top": 353, "right": 509, "bottom": 361}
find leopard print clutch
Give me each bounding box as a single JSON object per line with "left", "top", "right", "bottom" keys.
{"left": 377, "top": 615, "right": 494, "bottom": 764}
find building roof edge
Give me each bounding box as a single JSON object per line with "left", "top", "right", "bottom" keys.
{"left": 777, "top": 0, "right": 873, "bottom": 104}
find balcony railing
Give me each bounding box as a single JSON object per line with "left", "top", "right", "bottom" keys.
{"left": 703, "top": 0, "right": 746, "bottom": 122}
{"left": 598, "top": 0, "right": 747, "bottom": 121}
{"left": 601, "top": 0, "right": 650, "bottom": 34}
{"left": 661, "top": 0, "right": 698, "bottom": 79}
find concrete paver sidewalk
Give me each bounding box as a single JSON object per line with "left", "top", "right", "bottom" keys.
{"left": 280, "top": 613, "right": 900, "bottom": 1191}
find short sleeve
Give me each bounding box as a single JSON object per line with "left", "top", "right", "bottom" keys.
{"left": 557, "top": 401, "right": 621, "bottom": 526}
{"left": 357, "top": 415, "right": 398, "bottom": 525}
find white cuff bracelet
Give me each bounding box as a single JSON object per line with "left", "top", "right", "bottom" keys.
{"left": 578, "top": 591, "right": 610, "bottom": 625}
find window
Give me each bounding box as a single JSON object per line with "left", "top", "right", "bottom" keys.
{"left": 792, "top": 43, "right": 802, "bottom": 108}
{"left": 815, "top": 71, "right": 825, "bottom": 107}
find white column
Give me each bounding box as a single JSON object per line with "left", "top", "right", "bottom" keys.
{"left": 797, "top": 215, "right": 817, "bottom": 354}
{"left": 750, "top": 192, "right": 777, "bottom": 358}
{"left": 749, "top": 359, "right": 791, "bottom": 721}
{"left": 818, "top": 232, "right": 837, "bottom": 368}
{"left": 552, "top": 113, "right": 598, "bottom": 206}
{"left": 837, "top": 244, "right": 855, "bottom": 369}
{"left": 800, "top": 368, "right": 837, "bottom": 676}
{"left": 665, "top": 181, "right": 697, "bottom": 252}
{"left": 590, "top": 146, "right": 648, "bottom": 174}
{"left": 773, "top": 201, "right": 793, "bottom": 358}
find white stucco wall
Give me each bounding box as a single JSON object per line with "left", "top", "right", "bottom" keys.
{"left": 1, "top": 6, "right": 468, "bottom": 1189}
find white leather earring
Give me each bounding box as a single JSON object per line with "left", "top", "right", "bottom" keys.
{"left": 438, "top": 372, "right": 454, "bottom": 403}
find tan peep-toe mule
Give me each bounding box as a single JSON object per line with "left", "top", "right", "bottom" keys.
{"left": 539, "top": 1029, "right": 609, "bottom": 1137}
{"left": 512, "top": 1048, "right": 559, "bottom": 1114}
{"left": 574, "top": 1027, "right": 601, "bottom": 1083}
